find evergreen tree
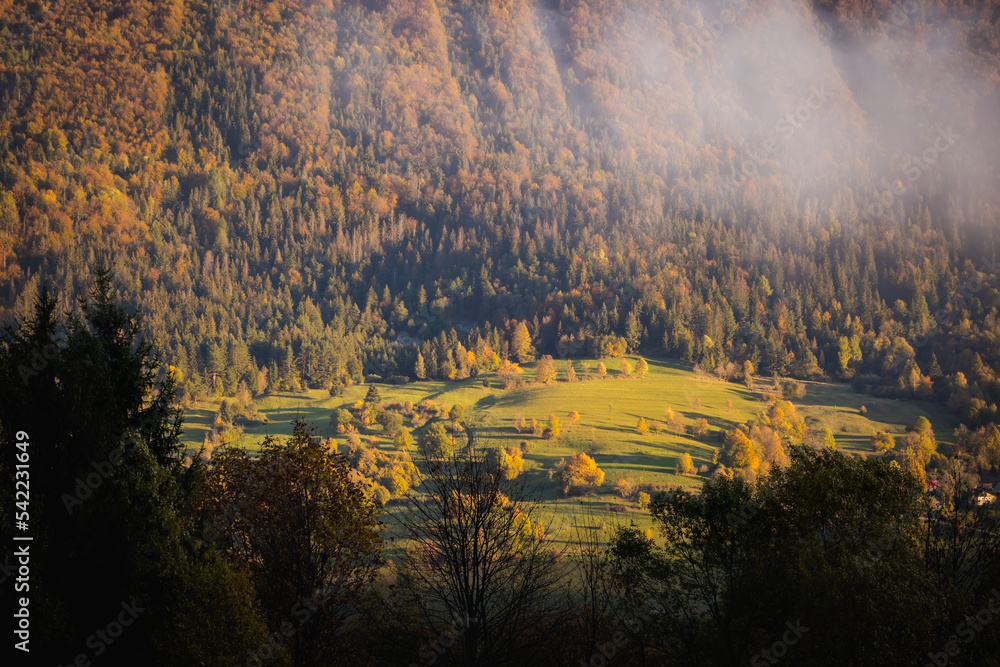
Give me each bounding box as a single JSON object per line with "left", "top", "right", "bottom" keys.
{"left": 365, "top": 383, "right": 382, "bottom": 406}
{"left": 0, "top": 269, "right": 268, "bottom": 663}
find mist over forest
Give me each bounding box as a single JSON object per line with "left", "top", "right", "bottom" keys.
{"left": 3, "top": 1, "right": 1000, "bottom": 665}
{"left": 2, "top": 0, "right": 1000, "bottom": 408}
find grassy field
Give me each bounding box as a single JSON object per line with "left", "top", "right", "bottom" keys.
{"left": 180, "top": 357, "right": 958, "bottom": 552}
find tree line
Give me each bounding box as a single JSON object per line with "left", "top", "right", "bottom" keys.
{"left": 2, "top": 269, "right": 999, "bottom": 665}
{"left": 1, "top": 0, "right": 1000, "bottom": 430}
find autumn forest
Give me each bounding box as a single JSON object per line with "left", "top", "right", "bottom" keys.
{"left": 3, "top": 0, "right": 1000, "bottom": 665}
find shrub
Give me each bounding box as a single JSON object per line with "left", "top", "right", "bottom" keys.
{"left": 371, "top": 483, "right": 391, "bottom": 507}
{"left": 487, "top": 446, "right": 524, "bottom": 480}
{"left": 780, "top": 379, "right": 806, "bottom": 399}
{"left": 536, "top": 355, "right": 557, "bottom": 383}
{"left": 377, "top": 410, "right": 404, "bottom": 436}
{"left": 564, "top": 361, "right": 577, "bottom": 382}
{"left": 556, "top": 453, "right": 606, "bottom": 495}
{"left": 394, "top": 427, "right": 414, "bottom": 450}
{"left": 676, "top": 452, "right": 695, "bottom": 475}
{"left": 419, "top": 422, "right": 454, "bottom": 459}
{"left": 504, "top": 446, "right": 525, "bottom": 479}
{"left": 872, "top": 430, "right": 895, "bottom": 453}
{"left": 615, "top": 478, "right": 634, "bottom": 499}
{"left": 497, "top": 359, "right": 524, "bottom": 389}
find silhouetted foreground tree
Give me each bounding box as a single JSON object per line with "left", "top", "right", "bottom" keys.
{"left": 0, "top": 265, "right": 267, "bottom": 664}
{"left": 202, "top": 419, "right": 384, "bottom": 665}
{"left": 609, "top": 447, "right": 1000, "bottom": 666}
{"left": 390, "top": 440, "right": 567, "bottom": 666}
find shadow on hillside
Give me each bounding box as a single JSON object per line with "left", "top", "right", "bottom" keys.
{"left": 618, "top": 410, "right": 743, "bottom": 437}
{"left": 488, "top": 385, "right": 547, "bottom": 408}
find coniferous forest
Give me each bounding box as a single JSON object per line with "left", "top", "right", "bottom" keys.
{"left": 3, "top": 0, "right": 1000, "bottom": 665}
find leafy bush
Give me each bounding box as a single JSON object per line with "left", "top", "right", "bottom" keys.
{"left": 676, "top": 452, "right": 695, "bottom": 475}
{"left": 419, "top": 422, "right": 454, "bottom": 459}
{"left": 556, "top": 453, "right": 605, "bottom": 495}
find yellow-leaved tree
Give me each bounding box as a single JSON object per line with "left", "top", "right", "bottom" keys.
{"left": 556, "top": 452, "right": 606, "bottom": 495}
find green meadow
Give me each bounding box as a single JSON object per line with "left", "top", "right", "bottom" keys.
{"left": 181, "top": 357, "right": 957, "bottom": 551}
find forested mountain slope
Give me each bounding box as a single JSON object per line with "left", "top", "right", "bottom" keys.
{"left": 2, "top": 0, "right": 1000, "bottom": 423}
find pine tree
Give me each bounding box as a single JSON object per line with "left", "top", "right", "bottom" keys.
{"left": 928, "top": 353, "right": 943, "bottom": 379}
{"left": 625, "top": 308, "right": 643, "bottom": 351}
{"left": 364, "top": 383, "right": 381, "bottom": 406}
